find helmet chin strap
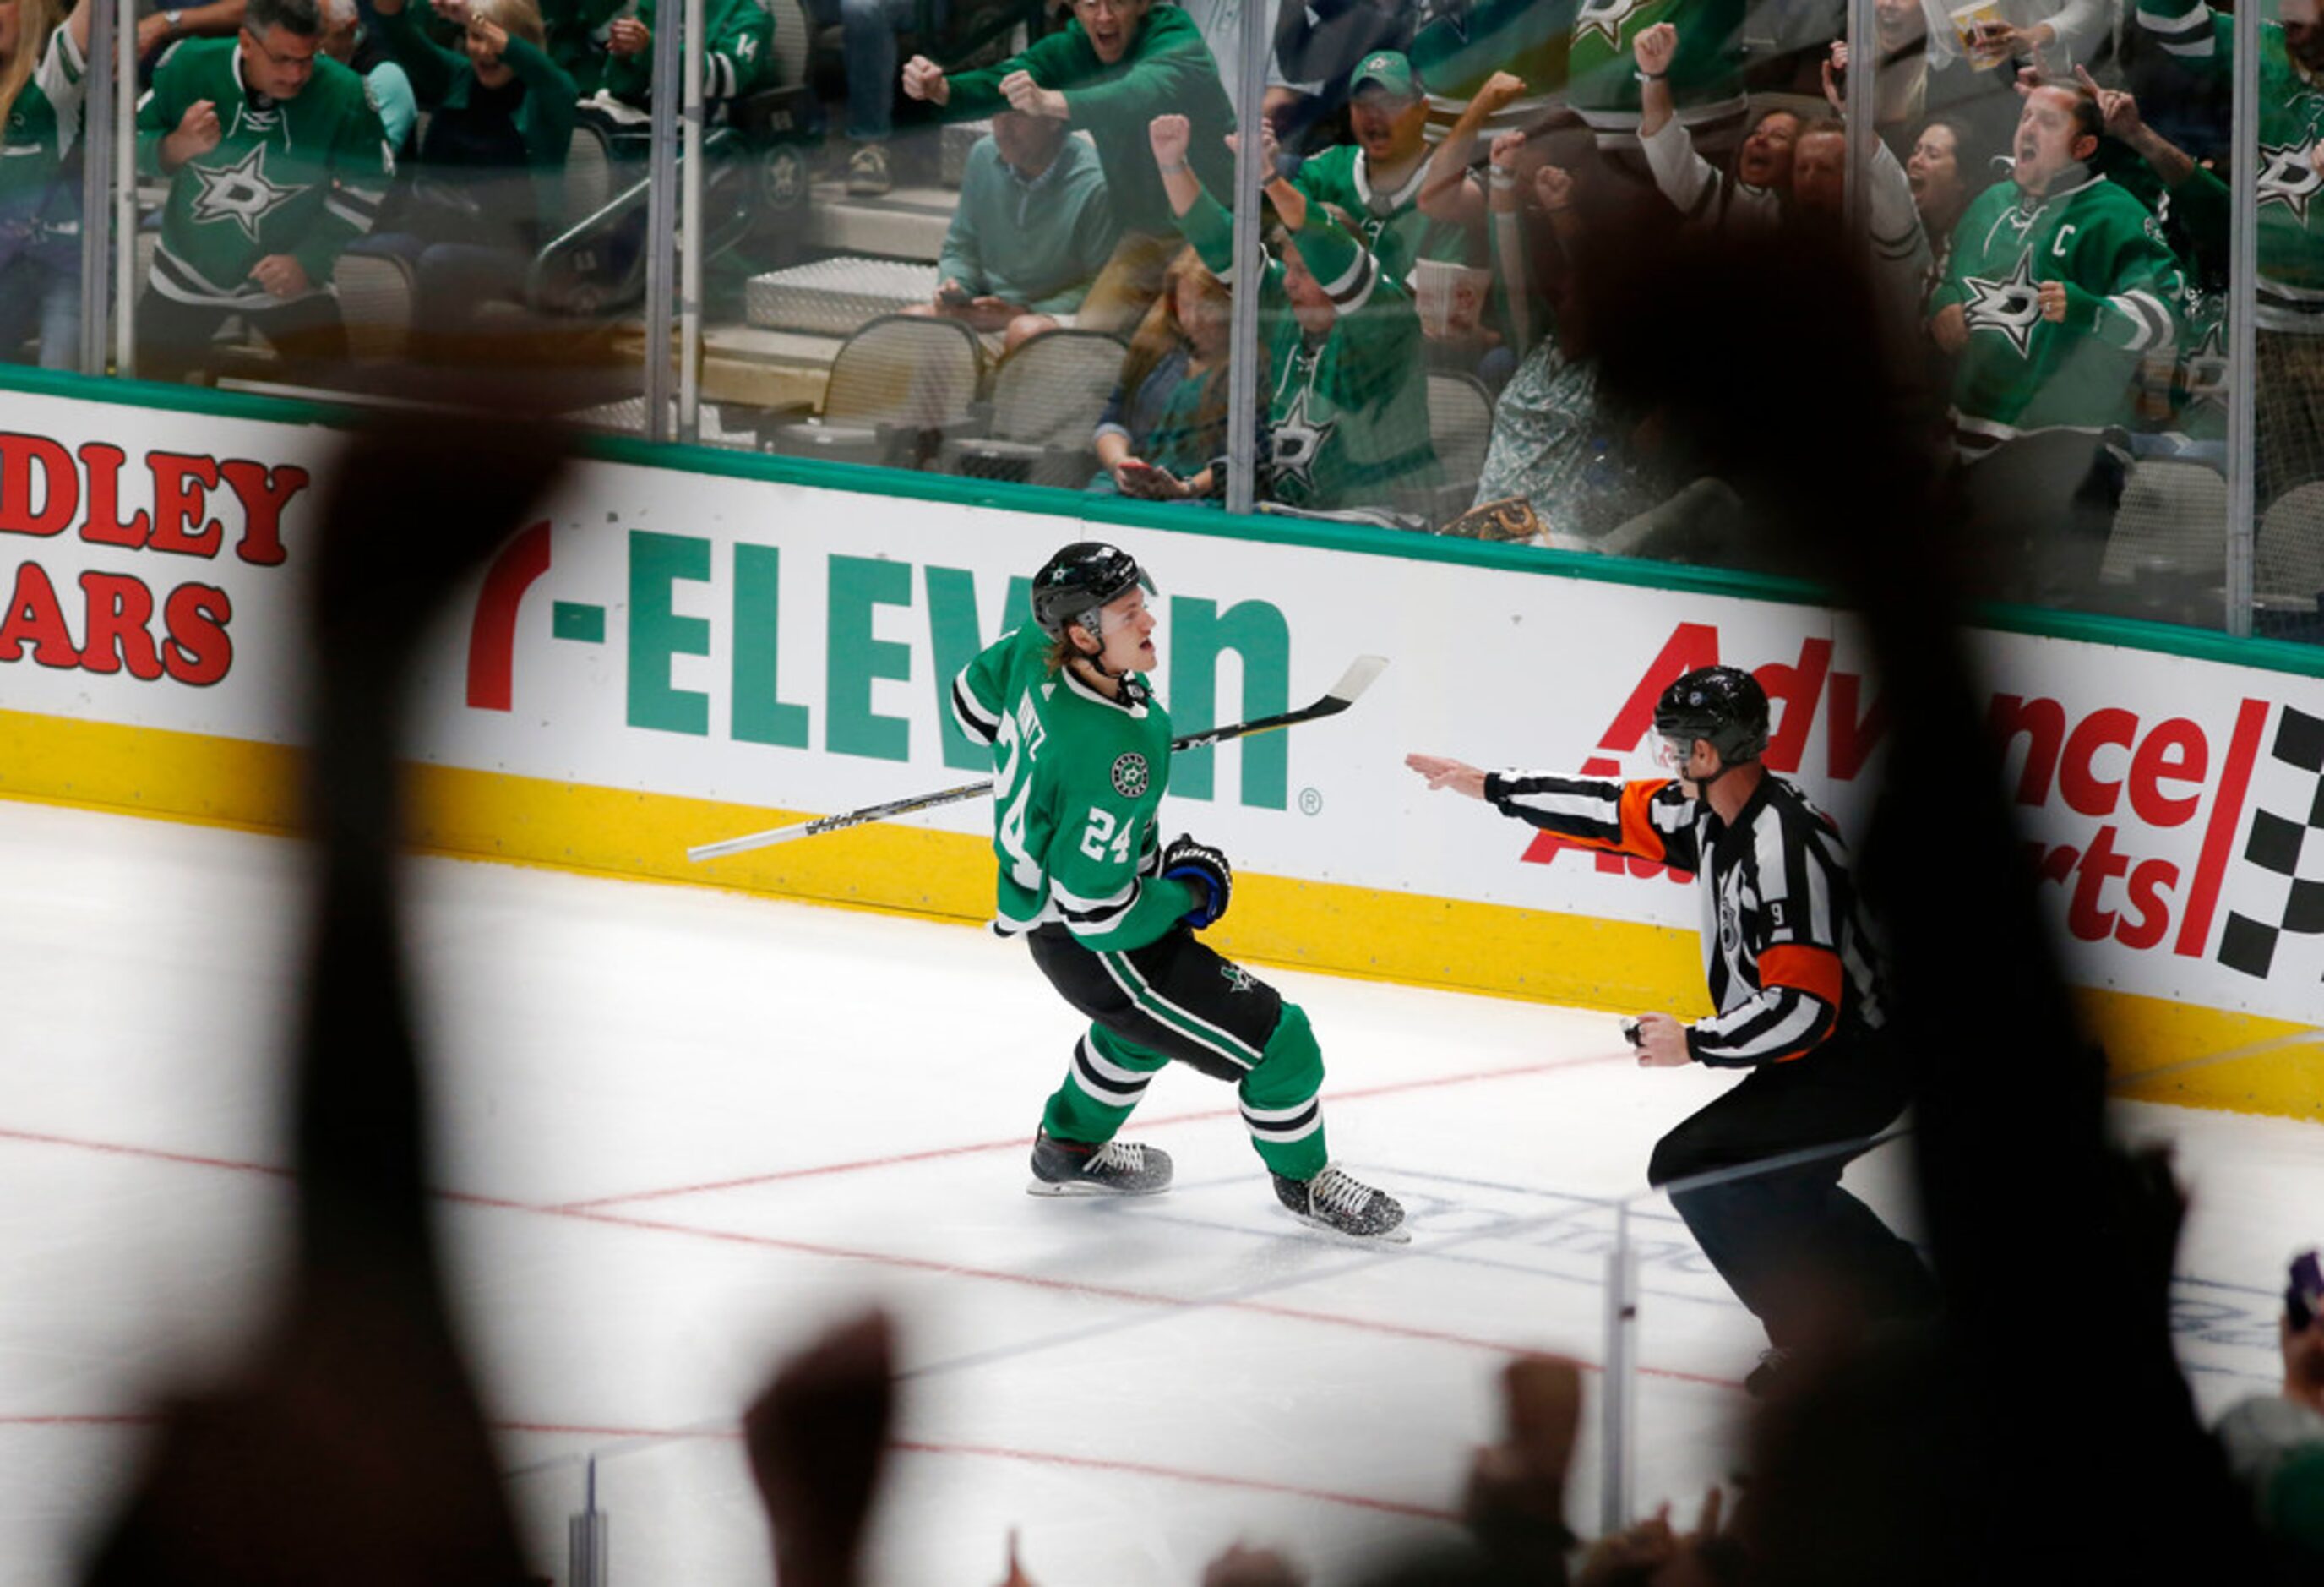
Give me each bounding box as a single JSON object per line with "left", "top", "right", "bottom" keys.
{"left": 1070, "top": 606, "right": 1145, "bottom": 684}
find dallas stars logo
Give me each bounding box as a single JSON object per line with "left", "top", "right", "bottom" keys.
{"left": 1267, "top": 384, "right": 1337, "bottom": 501}
{"left": 1575, "top": 0, "right": 1645, "bottom": 52}
{"left": 1219, "top": 963, "right": 1256, "bottom": 995}
{"left": 189, "top": 145, "right": 304, "bottom": 243}
{"left": 1962, "top": 248, "right": 2044, "bottom": 357}
{"left": 2256, "top": 142, "right": 2321, "bottom": 223}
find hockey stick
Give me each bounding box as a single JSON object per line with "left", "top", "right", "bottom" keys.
{"left": 685, "top": 654, "right": 1388, "bottom": 863}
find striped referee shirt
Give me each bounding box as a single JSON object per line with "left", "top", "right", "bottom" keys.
{"left": 1485, "top": 769, "right": 1886, "bottom": 1066}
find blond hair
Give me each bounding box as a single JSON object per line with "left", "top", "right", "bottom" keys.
{"left": 469, "top": 0, "right": 545, "bottom": 51}
{"left": 0, "top": 0, "right": 68, "bottom": 135}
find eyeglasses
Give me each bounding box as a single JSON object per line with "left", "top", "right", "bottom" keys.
{"left": 242, "top": 28, "right": 318, "bottom": 73}
{"left": 1070, "top": 0, "right": 1137, "bottom": 16}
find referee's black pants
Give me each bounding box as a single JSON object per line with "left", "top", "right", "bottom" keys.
{"left": 1647, "top": 1032, "right": 1939, "bottom": 1350}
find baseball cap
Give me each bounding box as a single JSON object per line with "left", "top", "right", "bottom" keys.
{"left": 1350, "top": 50, "right": 1420, "bottom": 101}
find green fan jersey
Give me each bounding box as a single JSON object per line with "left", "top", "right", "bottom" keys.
{"left": 1407, "top": 0, "right": 1572, "bottom": 104}
{"left": 1178, "top": 188, "right": 1440, "bottom": 511}
{"left": 134, "top": 40, "right": 393, "bottom": 308}
{"left": 1563, "top": 0, "right": 1744, "bottom": 136}
{"left": 1929, "top": 172, "right": 2186, "bottom": 454}
{"left": 601, "top": 0, "right": 773, "bottom": 103}
{"left": 1289, "top": 143, "right": 1481, "bottom": 285}
{"left": 2129, "top": 0, "right": 2324, "bottom": 333}
{"left": 943, "top": 3, "right": 1236, "bottom": 240}
{"left": 951, "top": 624, "right": 1200, "bottom": 951}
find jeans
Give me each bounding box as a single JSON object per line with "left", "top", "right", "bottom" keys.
{"left": 808, "top": 0, "right": 932, "bottom": 143}
{"left": 0, "top": 251, "right": 82, "bottom": 370}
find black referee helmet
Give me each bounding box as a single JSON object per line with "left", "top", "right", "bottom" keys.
{"left": 1654, "top": 665, "right": 1772, "bottom": 766}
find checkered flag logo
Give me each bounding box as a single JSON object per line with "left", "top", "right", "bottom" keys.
{"left": 2218, "top": 706, "right": 2324, "bottom": 979}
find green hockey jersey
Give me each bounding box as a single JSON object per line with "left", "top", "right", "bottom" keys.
{"left": 944, "top": 3, "right": 1235, "bottom": 240}
{"left": 1929, "top": 172, "right": 2186, "bottom": 453}
{"left": 1563, "top": 0, "right": 1744, "bottom": 136}
{"left": 2130, "top": 0, "right": 2324, "bottom": 333}
{"left": 950, "top": 624, "right": 1199, "bottom": 950}
{"left": 0, "top": 23, "right": 87, "bottom": 259}
{"left": 1407, "top": 0, "right": 1572, "bottom": 104}
{"left": 1178, "top": 188, "right": 1440, "bottom": 511}
{"left": 1289, "top": 142, "right": 1481, "bottom": 284}
{"left": 601, "top": 0, "right": 773, "bottom": 102}
{"left": 134, "top": 40, "right": 393, "bottom": 308}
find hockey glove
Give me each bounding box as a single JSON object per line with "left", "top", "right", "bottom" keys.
{"left": 1162, "top": 835, "right": 1233, "bottom": 929}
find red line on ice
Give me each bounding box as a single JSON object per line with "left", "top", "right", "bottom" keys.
{"left": 0, "top": 1109, "right": 1737, "bottom": 1393}
{"left": 555, "top": 1050, "right": 1630, "bottom": 1212}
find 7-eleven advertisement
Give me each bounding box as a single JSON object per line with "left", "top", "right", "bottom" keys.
{"left": 5, "top": 380, "right": 2323, "bottom": 1038}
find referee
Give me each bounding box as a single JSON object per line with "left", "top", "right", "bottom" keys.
{"left": 1408, "top": 665, "right": 1938, "bottom": 1393}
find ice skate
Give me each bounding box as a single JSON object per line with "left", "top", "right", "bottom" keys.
{"left": 1272, "top": 1164, "right": 1408, "bottom": 1242}
{"left": 1027, "top": 1128, "right": 1173, "bottom": 1196}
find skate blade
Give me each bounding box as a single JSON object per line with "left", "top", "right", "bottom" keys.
{"left": 1025, "top": 1177, "right": 1170, "bottom": 1197}
{"left": 1283, "top": 1208, "right": 1412, "bottom": 1245}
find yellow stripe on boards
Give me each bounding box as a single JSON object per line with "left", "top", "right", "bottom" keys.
{"left": 5, "top": 706, "right": 2317, "bottom": 1121}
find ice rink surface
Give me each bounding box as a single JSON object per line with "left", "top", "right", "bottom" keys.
{"left": 3, "top": 796, "right": 2320, "bottom": 1585}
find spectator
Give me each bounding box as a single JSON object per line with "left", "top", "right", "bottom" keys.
{"left": 1909, "top": 0, "right": 2116, "bottom": 167}
{"left": 1090, "top": 245, "right": 1232, "bottom": 499}
{"left": 908, "top": 107, "right": 1121, "bottom": 356}
{"left": 1150, "top": 112, "right": 1439, "bottom": 515}
{"left": 367, "top": 0, "right": 577, "bottom": 360}
{"left": 2074, "top": 68, "right": 2227, "bottom": 446}
{"left": 1289, "top": 48, "right": 1478, "bottom": 291}
{"left": 2215, "top": 1249, "right": 2324, "bottom": 1562}
{"left": 132, "top": 0, "right": 246, "bottom": 83}
{"left": 1265, "top": 0, "right": 1406, "bottom": 160}
{"left": 807, "top": 0, "right": 922, "bottom": 196}
{"left": 1796, "top": 53, "right": 1934, "bottom": 357}
{"left": 2124, "top": 0, "right": 2324, "bottom": 504}
{"left": 0, "top": 0, "right": 91, "bottom": 368}
{"left": 1636, "top": 24, "right": 1799, "bottom": 233}
{"left": 1927, "top": 79, "right": 2185, "bottom": 603}
{"left": 133, "top": 0, "right": 395, "bottom": 384}
{"left": 903, "top": 0, "right": 1238, "bottom": 337}
{"left": 319, "top": 0, "right": 416, "bottom": 153}
{"left": 1462, "top": 130, "right": 1684, "bottom": 544}
{"left": 601, "top": 0, "right": 770, "bottom": 108}
{"left": 1906, "top": 112, "right": 1973, "bottom": 300}
{"left": 1407, "top": 0, "right": 1562, "bottom": 144}
{"left": 1566, "top": 0, "right": 1748, "bottom": 166}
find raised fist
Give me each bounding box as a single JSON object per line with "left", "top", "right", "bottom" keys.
{"left": 1162, "top": 834, "right": 1232, "bottom": 929}
{"left": 1632, "top": 21, "right": 1678, "bottom": 77}
{"left": 901, "top": 53, "right": 950, "bottom": 104}
{"left": 1473, "top": 70, "right": 1527, "bottom": 113}
{"left": 1148, "top": 112, "right": 1192, "bottom": 167}
{"left": 166, "top": 98, "right": 222, "bottom": 169}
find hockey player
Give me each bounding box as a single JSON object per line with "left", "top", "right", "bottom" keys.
{"left": 133, "top": 0, "right": 394, "bottom": 384}
{"left": 1407, "top": 666, "right": 1937, "bottom": 1390}
{"left": 951, "top": 542, "right": 1406, "bottom": 1242}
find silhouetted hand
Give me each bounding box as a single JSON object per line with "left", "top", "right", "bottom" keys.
{"left": 745, "top": 1310, "right": 896, "bottom": 1587}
